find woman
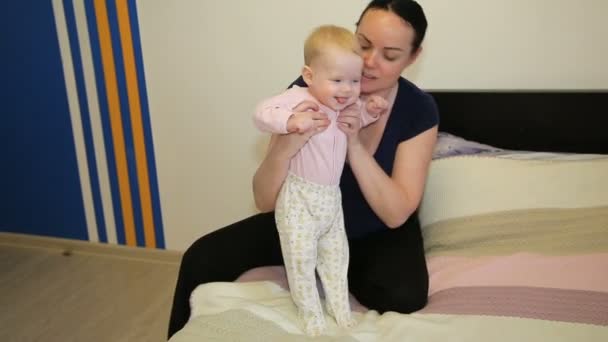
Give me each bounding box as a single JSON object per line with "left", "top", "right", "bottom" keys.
{"left": 168, "top": 0, "right": 438, "bottom": 338}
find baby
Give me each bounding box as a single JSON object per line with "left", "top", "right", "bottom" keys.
{"left": 253, "top": 25, "right": 387, "bottom": 336}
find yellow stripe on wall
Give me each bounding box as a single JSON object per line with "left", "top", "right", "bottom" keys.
{"left": 115, "top": 0, "right": 156, "bottom": 248}
{"left": 73, "top": 0, "right": 119, "bottom": 244}
{"left": 94, "top": 0, "right": 137, "bottom": 246}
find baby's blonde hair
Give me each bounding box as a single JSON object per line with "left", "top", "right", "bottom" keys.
{"left": 303, "top": 25, "right": 360, "bottom": 66}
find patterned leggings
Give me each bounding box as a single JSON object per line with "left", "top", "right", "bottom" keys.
{"left": 275, "top": 173, "right": 354, "bottom": 336}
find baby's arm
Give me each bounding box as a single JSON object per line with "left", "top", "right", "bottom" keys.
{"left": 254, "top": 89, "right": 316, "bottom": 134}
{"left": 254, "top": 92, "right": 297, "bottom": 134}
{"left": 359, "top": 95, "right": 388, "bottom": 127}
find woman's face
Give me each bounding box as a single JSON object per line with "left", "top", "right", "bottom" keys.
{"left": 356, "top": 9, "right": 420, "bottom": 96}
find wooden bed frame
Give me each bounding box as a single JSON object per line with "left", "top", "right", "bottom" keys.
{"left": 429, "top": 91, "right": 608, "bottom": 154}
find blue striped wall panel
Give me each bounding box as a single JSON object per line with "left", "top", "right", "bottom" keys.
{"left": 0, "top": 2, "right": 88, "bottom": 240}
{"left": 0, "top": 0, "right": 165, "bottom": 248}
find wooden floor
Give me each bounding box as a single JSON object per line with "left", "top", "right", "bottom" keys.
{"left": 0, "top": 233, "right": 182, "bottom": 342}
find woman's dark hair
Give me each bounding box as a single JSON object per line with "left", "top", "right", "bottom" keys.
{"left": 356, "top": 0, "right": 428, "bottom": 52}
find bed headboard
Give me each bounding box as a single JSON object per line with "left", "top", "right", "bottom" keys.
{"left": 429, "top": 91, "right": 608, "bottom": 154}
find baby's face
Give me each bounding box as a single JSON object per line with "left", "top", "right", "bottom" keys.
{"left": 307, "top": 48, "right": 363, "bottom": 111}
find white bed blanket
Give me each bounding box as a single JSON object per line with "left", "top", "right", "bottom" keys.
{"left": 168, "top": 281, "right": 608, "bottom": 342}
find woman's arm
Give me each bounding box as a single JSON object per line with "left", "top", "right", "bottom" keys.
{"left": 252, "top": 134, "right": 293, "bottom": 212}
{"left": 345, "top": 126, "right": 437, "bottom": 228}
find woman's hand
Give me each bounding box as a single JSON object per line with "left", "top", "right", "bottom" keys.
{"left": 286, "top": 101, "right": 331, "bottom": 134}
{"left": 337, "top": 102, "right": 363, "bottom": 147}
{"left": 276, "top": 100, "right": 330, "bottom": 159}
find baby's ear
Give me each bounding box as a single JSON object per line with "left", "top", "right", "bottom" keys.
{"left": 301, "top": 66, "right": 313, "bottom": 86}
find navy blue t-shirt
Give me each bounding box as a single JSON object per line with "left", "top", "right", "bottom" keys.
{"left": 289, "top": 77, "right": 439, "bottom": 239}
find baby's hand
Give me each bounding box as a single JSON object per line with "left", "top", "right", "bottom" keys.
{"left": 366, "top": 95, "right": 388, "bottom": 117}
{"left": 286, "top": 113, "right": 315, "bottom": 133}
{"left": 286, "top": 101, "right": 330, "bottom": 134}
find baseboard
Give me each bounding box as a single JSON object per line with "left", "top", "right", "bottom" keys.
{"left": 0, "top": 232, "right": 182, "bottom": 264}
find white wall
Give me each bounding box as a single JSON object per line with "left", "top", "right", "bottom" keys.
{"left": 136, "top": 0, "right": 608, "bottom": 251}
{"left": 413, "top": 0, "right": 608, "bottom": 89}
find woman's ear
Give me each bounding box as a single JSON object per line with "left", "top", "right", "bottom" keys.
{"left": 407, "top": 46, "right": 423, "bottom": 66}
{"left": 301, "top": 66, "right": 313, "bottom": 86}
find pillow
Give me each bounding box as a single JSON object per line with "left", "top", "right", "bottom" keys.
{"left": 434, "top": 132, "right": 606, "bottom": 161}
{"left": 433, "top": 132, "right": 503, "bottom": 159}
{"left": 418, "top": 155, "right": 608, "bottom": 325}
{"left": 488, "top": 150, "right": 607, "bottom": 161}
{"left": 419, "top": 155, "right": 608, "bottom": 226}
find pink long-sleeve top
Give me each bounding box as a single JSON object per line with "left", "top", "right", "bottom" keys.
{"left": 254, "top": 86, "right": 379, "bottom": 186}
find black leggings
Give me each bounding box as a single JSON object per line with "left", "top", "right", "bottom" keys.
{"left": 167, "top": 211, "right": 428, "bottom": 339}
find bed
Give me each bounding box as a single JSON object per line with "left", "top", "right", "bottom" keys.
{"left": 169, "top": 91, "right": 608, "bottom": 341}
